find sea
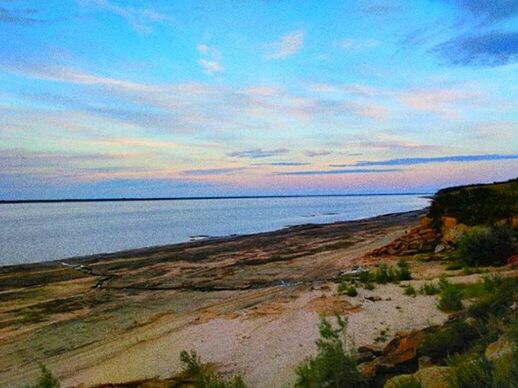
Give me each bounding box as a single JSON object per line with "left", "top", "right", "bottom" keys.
{"left": 0, "top": 194, "right": 430, "bottom": 266}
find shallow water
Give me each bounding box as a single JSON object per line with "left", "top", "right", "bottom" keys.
{"left": 0, "top": 195, "right": 429, "bottom": 265}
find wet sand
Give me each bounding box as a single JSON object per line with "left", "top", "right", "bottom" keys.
{"left": 1, "top": 209, "right": 449, "bottom": 387}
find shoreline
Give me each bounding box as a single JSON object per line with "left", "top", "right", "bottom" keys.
{"left": 0, "top": 208, "right": 428, "bottom": 270}
{"left": 1, "top": 207, "right": 437, "bottom": 387}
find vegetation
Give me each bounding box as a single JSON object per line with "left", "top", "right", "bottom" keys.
{"left": 428, "top": 178, "right": 518, "bottom": 229}
{"left": 418, "top": 281, "right": 440, "bottom": 295}
{"left": 437, "top": 281, "right": 463, "bottom": 312}
{"left": 455, "top": 225, "right": 515, "bottom": 266}
{"left": 295, "top": 315, "right": 364, "bottom": 388}
{"left": 179, "top": 350, "right": 246, "bottom": 388}
{"left": 419, "top": 320, "right": 478, "bottom": 362}
{"left": 403, "top": 284, "right": 416, "bottom": 296}
{"left": 337, "top": 283, "right": 358, "bottom": 297}
{"left": 374, "top": 327, "right": 390, "bottom": 344}
{"left": 356, "top": 260, "right": 412, "bottom": 286}
{"left": 25, "top": 364, "right": 60, "bottom": 388}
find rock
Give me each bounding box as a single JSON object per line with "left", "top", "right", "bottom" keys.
{"left": 485, "top": 337, "right": 514, "bottom": 361}
{"left": 366, "top": 296, "right": 383, "bottom": 302}
{"left": 418, "top": 356, "right": 433, "bottom": 369}
{"left": 358, "top": 344, "right": 384, "bottom": 356}
{"left": 384, "top": 366, "right": 450, "bottom": 388}
{"left": 507, "top": 254, "right": 518, "bottom": 267}
{"left": 356, "top": 351, "right": 377, "bottom": 363}
{"left": 434, "top": 244, "right": 445, "bottom": 254}
{"left": 382, "top": 329, "right": 428, "bottom": 365}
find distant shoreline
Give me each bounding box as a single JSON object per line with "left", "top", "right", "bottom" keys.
{"left": 0, "top": 192, "right": 432, "bottom": 205}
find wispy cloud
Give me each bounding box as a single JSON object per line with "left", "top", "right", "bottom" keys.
{"left": 335, "top": 38, "right": 378, "bottom": 51}
{"left": 78, "top": 0, "right": 172, "bottom": 34}
{"left": 196, "top": 44, "right": 221, "bottom": 59}
{"left": 182, "top": 167, "right": 247, "bottom": 176}
{"left": 227, "top": 148, "right": 290, "bottom": 159}
{"left": 432, "top": 31, "right": 518, "bottom": 67}
{"left": 197, "top": 43, "right": 224, "bottom": 75}
{"left": 446, "top": 0, "right": 518, "bottom": 24}
{"left": 339, "top": 154, "right": 518, "bottom": 167}
{"left": 0, "top": 6, "right": 42, "bottom": 25}
{"left": 304, "top": 150, "right": 332, "bottom": 158}
{"left": 266, "top": 30, "right": 304, "bottom": 59}
{"left": 199, "top": 58, "right": 225, "bottom": 74}
{"left": 277, "top": 168, "right": 400, "bottom": 176}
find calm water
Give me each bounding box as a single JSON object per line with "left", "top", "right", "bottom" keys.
{"left": 0, "top": 195, "right": 429, "bottom": 266}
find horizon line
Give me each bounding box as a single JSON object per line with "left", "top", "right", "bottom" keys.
{"left": 0, "top": 192, "right": 433, "bottom": 205}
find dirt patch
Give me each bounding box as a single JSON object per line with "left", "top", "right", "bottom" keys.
{"left": 309, "top": 295, "right": 362, "bottom": 316}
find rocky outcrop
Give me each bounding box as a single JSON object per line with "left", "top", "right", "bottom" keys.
{"left": 359, "top": 328, "right": 433, "bottom": 381}
{"left": 371, "top": 216, "right": 439, "bottom": 256}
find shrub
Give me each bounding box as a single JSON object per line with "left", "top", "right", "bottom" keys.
{"left": 468, "top": 277, "right": 518, "bottom": 319}
{"left": 419, "top": 321, "right": 478, "bottom": 362}
{"left": 337, "top": 282, "right": 358, "bottom": 297}
{"left": 437, "top": 283, "right": 463, "bottom": 312}
{"left": 371, "top": 262, "right": 412, "bottom": 284}
{"left": 364, "top": 281, "right": 375, "bottom": 290}
{"left": 295, "top": 315, "right": 364, "bottom": 388}
{"left": 180, "top": 350, "right": 246, "bottom": 388}
{"left": 397, "top": 260, "right": 412, "bottom": 281}
{"left": 447, "top": 354, "right": 493, "bottom": 388}
{"left": 456, "top": 225, "right": 515, "bottom": 266}
{"left": 419, "top": 282, "right": 440, "bottom": 295}
{"left": 26, "top": 364, "right": 60, "bottom": 388}
{"left": 445, "top": 261, "right": 464, "bottom": 271}
{"left": 404, "top": 284, "right": 416, "bottom": 297}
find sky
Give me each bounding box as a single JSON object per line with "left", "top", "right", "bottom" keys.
{"left": 0, "top": 0, "right": 517, "bottom": 199}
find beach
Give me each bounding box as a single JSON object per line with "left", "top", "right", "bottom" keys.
{"left": 0, "top": 208, "right": 451, "bottom": 387}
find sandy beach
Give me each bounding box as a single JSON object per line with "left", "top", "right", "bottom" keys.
{"left": 0, "top": 209, "right": 466, "bottom": 386}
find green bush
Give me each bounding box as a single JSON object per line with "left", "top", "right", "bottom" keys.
{"left": 370, "top": 261, "right": 412, "bottom": 285}
{"left": 456, "top": 225, "right": 515, "bottom": 266}
{"left": 437, "top": 283, "right": 463, "bottom": 312}
{"left": 404, "top": 284, "right": 416, "bottom": 297}
{"left": 419, "top": 282, "right": 440, "bottom": 295}
{"left": 180, "top": 350, "right": 246, "bottom": 388}
{"left": 419, "top": 321, "right": 478, "bottom": 362}
{"left": 337, "top": 282, "right": 358, "bottom": 297}
{"left": 428, "top": 180, "right": 518, "bottom": 228}
{"left": 447, "top": 354, "right": 493, "bottom": 388}
{"left": 295, "top": 315, "right": 364, "bottom": 388}
{"left": 26, "top": 364, "right": 60, "bottom": 388}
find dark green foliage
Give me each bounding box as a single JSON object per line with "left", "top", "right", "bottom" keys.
{"left": 437, "top": 282, "right": 463, "bottom": 312}
{"left": 374, "top": 328, "right": 390, "bottom": 344}
{"left": 397, "top": 260, "right": 412, "bottom": 281}
{"left": 419, "top": 282, "right": 440, "bottom": 295}
{"left": 447, "top": 354, "right": 493, "bottom": 388}
{"left": 445, "top": 261, "right": 464, "bottom": 271}
{"left": 419, "top": 321, "right": 478, "bottom": 362}
{"left": 403, "top": 284, "right": 416, "bottom": 296}
{"left": 428, "top": 179, "right": 518, "bottom": 229}
{"left": 295, "top": 315, "right": 364, "bottom": 388}
{"left": 468, "top": 277, "right": 518, "bottom": 319}
{"left": 25, "top": 364, "right": 60, "bottom": 388}
{"left": 180, "top": 350, "right": 246, "bottom": 388}
{"left": 369, "top": 261, "right": 412, "bottom": 285}
{"left": 338, "top": 283, "right": 358, "bottom": 297}
{"left": 456, "top": 225, "right": 515, "bottom": 266}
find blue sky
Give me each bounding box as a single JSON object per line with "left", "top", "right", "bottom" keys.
{"left": 0, "top": 0, "right": 517, "bottom": 199}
